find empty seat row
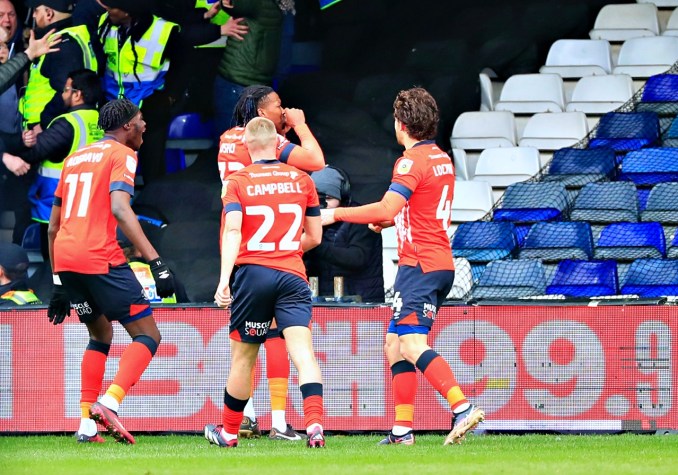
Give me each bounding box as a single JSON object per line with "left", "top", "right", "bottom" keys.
{"left": 453, "top": 220, "right": 675, "bottom": 264}
{"left": 590, "top": 3, "right": 678, "bottom": 41}
{"left": 472, "top": 257, "right": 678, "bottom": 299}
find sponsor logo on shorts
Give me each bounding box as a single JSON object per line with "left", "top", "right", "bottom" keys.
{"left": 72, "top": 302, "right": 93, "bottom": 316}
{"left": 245, "top": 321, "right": 270, "bottom": 337}
{"left": 422, "top": 303, "right": 437, "bottom": 320}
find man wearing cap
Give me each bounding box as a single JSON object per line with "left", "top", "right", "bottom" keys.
{"left": 0, "top": 241, "right": 41, "bottom": 306}
{"left": 21, "top": 0, "right": 98, "bottom": 130}
{"left": 304, "top": 166, "right": 385, "bottom": 303}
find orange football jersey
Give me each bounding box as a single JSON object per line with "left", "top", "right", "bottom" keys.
{"left": 222, "top": 160, "right": 320, "bottom": 281}
{"left": 53, "top": 139, "right": 136, "bottom": 274}
{"left": 390, "top": 140, "right": 455, "bottom": 273}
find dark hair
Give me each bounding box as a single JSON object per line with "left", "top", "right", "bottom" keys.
{"left": 68, "top": 69, "right": 103, "bottom": 107}
{"left": 98, "top": 98, "right": 139, "bottom": 131}
{"left": 231, "top": 85, "right": 275, "bottom": 127}
{"left": 393, "top": 87, "right": 439, "bottom": 141}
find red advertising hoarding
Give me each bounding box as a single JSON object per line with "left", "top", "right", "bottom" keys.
{"left": 0, "top": 305, "right": 675, "bottom": 433}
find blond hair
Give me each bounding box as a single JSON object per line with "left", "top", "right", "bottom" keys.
{"left": 244, "top": 117, "right": 277, "bottom": 156}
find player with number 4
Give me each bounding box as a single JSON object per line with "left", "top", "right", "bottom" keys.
{"left": 47, "top": 99, "right": 176, "bottom": 445}
{"left": 320, "top": 87, "right": 484, "bottom": 446}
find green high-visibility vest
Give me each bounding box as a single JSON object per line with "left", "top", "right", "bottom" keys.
{"left": 1, "top": 290, "right": 41, "bottom": 305}
{"left": 21, "top": 25, "right": 97, "bottom": 126}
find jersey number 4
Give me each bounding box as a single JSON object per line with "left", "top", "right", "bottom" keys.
{"left": 246, "top": 204, "right": 302, "bottom": 251}
{"left": 63, "top": 172, "right": 93, "bottom": 218}
{"left": 436, "top": 184, "right": 453, "bottom": 230}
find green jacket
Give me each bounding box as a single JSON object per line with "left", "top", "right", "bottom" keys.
{"left": 217, "top": 0, "right": 283, "bottom": 86}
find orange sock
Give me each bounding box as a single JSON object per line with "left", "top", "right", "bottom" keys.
{"left": 108, "top": 336, "right": 157, "bottom": 402}
{"left": 265, "top": 335, "right": 289, "bottom": 411}
{"left": 391, "top": 360, "right": 416, "bottom": 429}
{"left": 223, "top": 391, "right": 249, "bottom": 435}
{"left": 416, "top": 349, "right": 468, "bottom": 410}
{"left": 300, "top": 383, "right": 323, "bottom": 428}
{"left": 80, "top": 341, "right": 110, "bottom": 418}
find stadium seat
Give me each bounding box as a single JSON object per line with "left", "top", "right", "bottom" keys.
{"left": 545, "top": 259, "right": 619, "bottom": 297}
{"left": 473, "top": 146, "right": 541, "bottom": 188}
{"left": 539, "top": 39, "right": 613, "bottom": 78}
{"left": 640, "top": 182, "right": 678, "bottom": 223}
{"left": 619, "top": 147, "right": 678, "bottom": 185}
{"left": 589, "top": 3, "right": 660, "bottom": 42}
{"left": 662, "top": 115, "right": 678, "bottom": 147}
{"left": 451, "top": 221, "right": 518, "bottom": 263}
{"left": 565, "top": 74, "right": 635, "bottom": 115}
{"left": 571, "top": 181, "right": 639, "bottom": 223}
{"left": 588, "top": 111, "right": 660, "bottom": 155}
{"left": 479, "top": 72, "right": 496, "bottom": 112}
{"left": 612, "top": 36, "right": 678, "bottom": 78}
{"left": 641, "top": 0, "right": 678, "bottom": 8}
{"left": 635, "top": 74, "right": 678, "bottom": 117}
{"left": 518, "top": 221, "right": 594, "bottom": 262}
{"left": 662, "top": 7, "right": 678, "bottom": 37}
{"left": 446, "top": 257, "right": 473, "bottom": 300}
{"left": 493, "top": 181, "right": 569, "bottom": 224}
{"left": 165, "top": 113, "right": 215, "bottom": 173}
{"left": 21, "top": 222, "right": 43, "bottom": 267}
{"left": 450, "top": 111, "right": 517, "bottom": 149}
{"left": 594, "top": 221, "right": 666, "bottom": 260}
{"left": 494, "top": 73, "right": 566, "bottom": 114}
{"left": 518, "top": 112, "right": 589, "bottom": 154}
{"left": 471, "top": 259, "right": 547, "bottom": 300}
{"left": 542, "top": 147, "right": 616, "bottom": 188}
{"left": 451, "top": 148, "right": 470, "bottom": 180}
{"left": 451, "top": 180, "right": 495, "bottom": 222}
{"left": 666, "top": 231, "right": 678, "bottom": 257}
{"left": 381, "top": 226, "right": 398, "bottom": 265}
{"left": 620, "top": 258, "right": 678, "bottom": 296}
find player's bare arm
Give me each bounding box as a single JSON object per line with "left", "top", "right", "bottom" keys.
{"left": 111, "top": 191, "right": 159, "bottom": 262}
{"left": 215, "top": 210, "right": 243, "bottom": 308}
{"left": 301, "top": 215, "right": 322, "bottom": 252}
{"left": 284, "top": 108, "right": 325, "bottom": 171}
{"left": 321, "top": 191, "right": 406, "bottom": 226}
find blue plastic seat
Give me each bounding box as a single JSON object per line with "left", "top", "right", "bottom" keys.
{"left": 543, "top": 147, "right": 616, "bottom": 188}
{"left": 518, "top": 221, "right": 594, "bottom": 262}
{"left": 452, "top": 222, "right": 518, "bottom": 263}
{"left": 637, "top": 74, "right": 678, "bottom": 117}
{"left": 546, "top": 260, "right": 618, "bottom": 297}
{"left": 570, "top": 182, "right": 638, "bottom": 223}
{"left": 640, "top": 182, "right": 678, "bottom": 224}
{"left": 588, "top": 112, "right": 660, "bottom": 155}
{"left": 594, "top": 222, "right": 666, "bottom": 261}
{"left": 619, "top": 148, "right": 678, "bottom": 185}
{"left": 471, "top": 259, "right": 547, "bottom": 299}
{"left": 493, "top": 182, "right": 568, "bottom": 224}
{"left": 620, "top": 258, "right": 678, "bottom": 297}
{"left": 21, "top": 223, "right": 41, "bottom": 252}
{"left": 165, "top": 113, "right": 215, "bottom": 174}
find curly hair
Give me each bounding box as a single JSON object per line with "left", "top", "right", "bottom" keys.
{"left": 393, "top": 87, "right": 439, "bottom": 141}
{"left": 98, "top": 98, "right": 139, "bottom": 131}
{"left": 231, "top": 85, "right": 275, "bottom": 127}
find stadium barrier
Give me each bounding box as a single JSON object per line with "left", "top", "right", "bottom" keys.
{"left": 0, "top": 304, "right": 675, "bottom": 433}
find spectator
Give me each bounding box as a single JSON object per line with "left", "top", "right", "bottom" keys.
{"left": 213, "top": 0, "right": 292, "bottom": 135}
{"left": 21, "top": 0, "right": 98, "bottom": 130}
{"left": 4, "top": 69, "right": 104, "bottom": 260}
{"left": 117, "top": 226, "right": 189, "bottom": 304}
{"left": 0, "top": 241, "right": 41, "bottom": 306}
{"left": 304, "top": 165, "right": 385, "bottom": 303}
{"left": 47, "top": 98, "right": 176, "bottom": 444}
{"left": 320, "top": 87, "right": 484, "bottom": 446}
{"left": 206, "top": 116, "right": 326, "bottom": 448}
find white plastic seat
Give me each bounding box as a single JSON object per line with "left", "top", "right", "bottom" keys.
{"left": 451, "top": 148, "right": 470, "bottom": 180}
{"left": 451, "top": 180, "right": 494, "bottom": 222}
{"left": 539, "top": 39, "right": 613, "bottom": 78}
{"left": 446, "top": 257, "right": 473, "bottom": 300}
{"left": 479, "top": 72, "right": 495, "bottom": 111}
{"left": 450, "top": 111, "right": 517, "bottom": 149}
{"left": 663, "top": 8, "right": 678, "bottom": 36}
{"left": 473, "top": 147, "right": 541, "bottom": 188}
{"left": 494, "top": 73, "right": 566, "bottom": 113}
{"left": 518, "top": 112, "right": 589, "bottom": 150}
{"left": 589, "top": 3, "right": 660, "bottom": 42}
{"left": 639, "top": 0, "right": 678, "bottom": 8}
{"left": 613, "top": 36, "right": 678, "bottom": 77}
{"left": 381, "top": 226, "right": 398, "bottom": 265}
{"left": 565, "top": 74, "right": 635, "bottom": 114}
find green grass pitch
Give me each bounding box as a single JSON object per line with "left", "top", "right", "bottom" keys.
{"left": 1, "top": 433, "right": 678, "bottom": 475}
